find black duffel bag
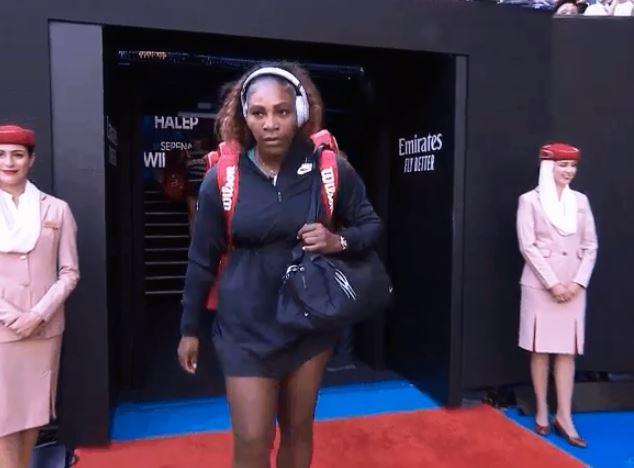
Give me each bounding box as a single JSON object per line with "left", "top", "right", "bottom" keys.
{"left": 276, "top": 150, "right": 392, "bottom": 332}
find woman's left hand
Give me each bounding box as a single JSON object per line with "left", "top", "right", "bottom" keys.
{"left": 566, "top": 282, "right": 583, "bottom": 299}
{"left": 8, "top": 312, "right": 44, "bottom": 339}
{"left": 298, "top": 223, "right": 342, "bottom": 254}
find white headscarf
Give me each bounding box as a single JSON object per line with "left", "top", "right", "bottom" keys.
{"left": 0, "top": 181, "right": 41, "bottom": 253}
{"left": 538, "top": 160, "right": 577, "bottom": 236}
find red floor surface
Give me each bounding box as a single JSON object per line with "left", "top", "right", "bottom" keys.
{"left": 76, "top": 405, "right": 583, "bottom": 467}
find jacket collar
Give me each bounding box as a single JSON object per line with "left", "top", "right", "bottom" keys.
{"left": 243, "top": 134, "right": 314, "bottom": 181}
{"left": 39, "top": 191, "right": 52, "bottom": 220}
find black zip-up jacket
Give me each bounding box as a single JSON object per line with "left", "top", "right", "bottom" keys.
{"left": 180, "top": 137, "right": 382, "bottom": 356}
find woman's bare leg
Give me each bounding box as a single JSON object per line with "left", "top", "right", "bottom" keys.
{"left": 554, "top": 353, "right": 579, "bottom": 437}
{"left": 531, "top": 352, "right": 550, "bottom": 427}
{"left": 276, "top": 348, "right": 332, "bottom": 468}
{"left": 226, "top": 377, "right": 279, "bottom": 468}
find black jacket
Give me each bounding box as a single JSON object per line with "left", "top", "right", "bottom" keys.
{"left": 180, "top": 137, "right": 382, "bottom": 355}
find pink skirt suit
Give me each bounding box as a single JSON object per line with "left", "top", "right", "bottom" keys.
{"left": 516, "top": 189, "right": 598, "bottom": 355}
{"left": 0, "top": 193, "right": 79, "bottom": 437}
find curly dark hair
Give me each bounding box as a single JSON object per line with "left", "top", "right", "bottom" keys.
{"left": 215, "top": 62, "right": 324, "bottom": 148}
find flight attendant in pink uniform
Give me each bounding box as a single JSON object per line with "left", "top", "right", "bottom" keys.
{"left": 0, "top": 125, "right": 79, "bottom": 467}
{"left": 516, "top": 143, "right": 598, "bottom": 448}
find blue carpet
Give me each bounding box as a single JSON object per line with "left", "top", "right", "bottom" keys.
{"left": 111, "top": 380, "right": 439, "bottom": 441}
{"left": 506, "top": 407, "right": 634, "bottom": 467}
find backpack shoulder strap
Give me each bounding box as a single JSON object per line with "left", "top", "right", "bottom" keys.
{"left": 310, "top": 129, "right": 339, "bottom": 153}
{"left": 318, "top": 148, "right": 338, "bottom": 221}
{"left": 215, "top": 140, "right": 241, "bottom": 245}
{"left": 310, "top": 130, "right": 339, "bottom": 222}
{"left": 204, "top": 150, "right": 220, "bottom": 172}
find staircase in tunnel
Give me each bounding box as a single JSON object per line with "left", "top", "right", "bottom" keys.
{"left": 143, "top": 183, "right": 190, "bottom": 298}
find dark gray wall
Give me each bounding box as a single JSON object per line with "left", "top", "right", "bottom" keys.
{"left": 1, "top": 0, "right": 556, "bottom": 444}
{"left": 49, "top": 22, "right": 109, "bottom": 445}
{"left": 457, "top": 11, "right": 553, "bottom": 389}
{"left": 550, "top": 18, "right": 634, "bottom": 372}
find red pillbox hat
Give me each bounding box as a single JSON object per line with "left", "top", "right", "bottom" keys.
{"left": 539, "top": 142, "right": 580, "bottom": 161}
{"left": 0, "top": 124, "right": 36, "bottom": 147}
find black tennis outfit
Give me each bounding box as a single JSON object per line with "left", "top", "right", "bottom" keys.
{"left": 180, "top": 136, "right": 382, "bottom": 377}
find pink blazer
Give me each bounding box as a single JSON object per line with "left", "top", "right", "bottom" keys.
{"left": 0, "top": 192, "right": 79, "bottom": 343}
{"left": 517, "top": 189, "right": 598, "bottom": 290}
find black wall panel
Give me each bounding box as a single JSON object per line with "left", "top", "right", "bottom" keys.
{"left": 550, "top": 19, "right": 634, "bottom": 372}
{"left": 49, "top": 23, "right": 110, "bottom": 445}
{"left": 385, "top": 55, "right": 456, "bottom": 403}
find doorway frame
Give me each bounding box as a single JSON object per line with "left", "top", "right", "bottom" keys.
{"left": 49, "top": 21, "right": 110, "bottom": 445}
{"left": 50, "top": 20, "right": 468, "bottom": 444}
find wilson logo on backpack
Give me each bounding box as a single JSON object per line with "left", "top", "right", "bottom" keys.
{"left": 320, "top": 166, "right": 336, "bottom": 214}
{"left": 221, "top": 166, "right": 237, "bottom": 211}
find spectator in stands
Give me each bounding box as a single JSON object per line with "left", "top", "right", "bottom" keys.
{"left": 555, "top": 0, "right": 580, "bottom": 14}
{"left": 532, "top": 0, "right": 557, "bottom": 9}
{"left": 554, "top": 0, "right": 588, "bottom": 14}
{"left": 609, "top": 0, "right": 634, "bottom": 15}
{"left": 584, "top": 0, "right": 610, "bottom": 15}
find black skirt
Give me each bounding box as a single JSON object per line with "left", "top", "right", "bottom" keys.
{"left": 212, "top": 319, "right": 338, "bottom": 378}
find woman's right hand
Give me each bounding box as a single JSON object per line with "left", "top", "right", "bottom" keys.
{"left": 178, "top": 336, "right": 199, "bottom": 374}
{"left": 0, "top": 310, "right": 20, "bottom": 327}
{"left": 549, "top": 283, "right": 572, "bottom": 303}
{"left": 8, "top": 312, "right": 44, "bottom": 339}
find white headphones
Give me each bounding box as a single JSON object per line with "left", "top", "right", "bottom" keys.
{"left": 240, "top": 67, "right": 310, "bottom": 127}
